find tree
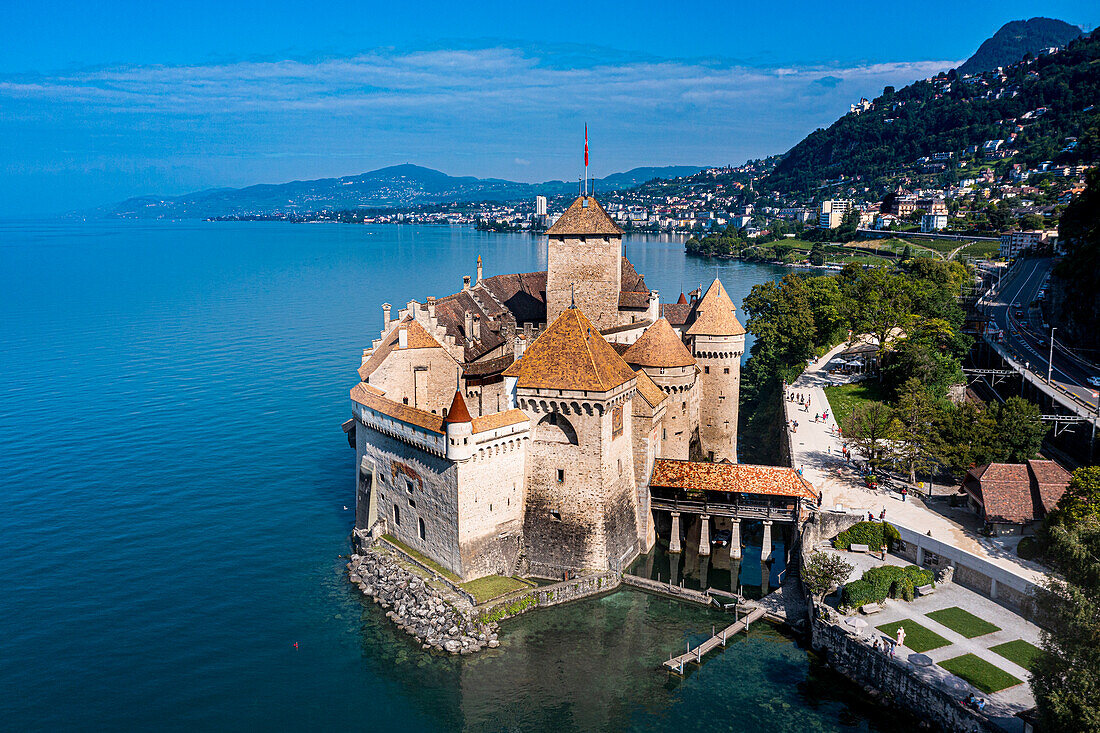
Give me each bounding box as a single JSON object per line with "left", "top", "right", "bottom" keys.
{"left": 839, "top": 265, "right": 914, "bottom": 360}
{"left": 991, "top": 397, "right": 1046, "bottom": 462}
{"left": 1018, "top": 213, "right": 1044, "bottom": 231}
{"left": 932, "top": 402, "right": 998, "bottom": 477}
{"left": 843, "top": 401, "right": 895, "bottom": 466}
{"left": 891, "top": 378, "right": 939, "bottom": 484}
{"left": 1032, "top": 514, "right": 1100, "bottom": 731}
{"left": 1046, "top": 467, "right": 1100, "bottom": 527}
{"left": 803, "top": 551, "right": 855, "bottom": 603}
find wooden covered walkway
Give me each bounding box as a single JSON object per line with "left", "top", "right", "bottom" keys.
{"left": 662, "top": 605, "right": 767, "bottom": 674}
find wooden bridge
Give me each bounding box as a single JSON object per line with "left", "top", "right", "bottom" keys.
{"left": 662, "top": 605, "right": 767, "bottom": 674}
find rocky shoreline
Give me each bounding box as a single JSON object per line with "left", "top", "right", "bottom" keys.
{"left": 347, "top": 545, "right": 499, "bottom": 655}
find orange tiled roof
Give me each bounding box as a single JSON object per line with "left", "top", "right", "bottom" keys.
{"left": 443, "top": 390, "right": 472, "bottom": 424}
{"left": 350, "top": 382, "right": 445, "bottom": 434}
{"left": 650, "top": 459, "right": 817, "bottom": 500}
{"left": 358, "top": 317, "right": 446, "bottom": 380}
{"left": 685, "top": 279, "right": 745, "bottom": 337}
{"left": 622, "top": 318, "right": 696, "bottom": 368}
{"left": 633, "top": 369, "right": 667, "bottom": 407}
{"left": 471, "top": 409, "right": 530, "bottom": 434}
{"left": 502, "top": 307, "right": 637, "bottom": 392}
{"left": 546, "top": 196, "right": 623, "bottom": 236}
{"left": 1028, "top": 459, "right": 1072, "bottom": 514}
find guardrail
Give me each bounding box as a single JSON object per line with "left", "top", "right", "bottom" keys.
{"left": 650, "top": 497, "right": 799, "bottom": 522}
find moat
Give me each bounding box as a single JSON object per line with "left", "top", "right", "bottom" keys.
{"left": 3, "top": 219, "right": 886, "bottom": 730}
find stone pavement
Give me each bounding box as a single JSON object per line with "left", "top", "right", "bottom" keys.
{"left": 784, "top": 346, "right": 1047, "bottom": 586}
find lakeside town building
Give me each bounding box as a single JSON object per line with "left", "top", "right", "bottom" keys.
{"left": 345, "top": 194, "right": 818, "bottom": 581}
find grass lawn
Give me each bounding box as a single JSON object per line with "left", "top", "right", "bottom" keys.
{"left": 823, "top": 381, "right": 887, "bottom": 427}
{"left": 876, "top": 620, "right": 951, "bottom": 653}
{"left": 460, "top": 575, "right": 534, "bottom": 604}
{"left": 927, "top": 607, "right": 1001, "bottom": 638}
{"left": 939, "top": 653, "right": 1024, "bottom": 693}
{"left": 382, "top": 534, "right": 461, "bottom": 582}
{"left": 990, "top": 639, "right": 1042, "bottom": 671}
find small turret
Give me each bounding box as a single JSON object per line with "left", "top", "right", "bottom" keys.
{"left": 444, "top": 390, "right": 474, "bottom": 461}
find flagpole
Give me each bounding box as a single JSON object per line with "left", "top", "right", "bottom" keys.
{"left": 584, "top": 124, "right": 589, "bottom": 197}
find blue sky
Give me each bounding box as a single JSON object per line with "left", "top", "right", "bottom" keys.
{"left": 1, "top": 1, "right": 1095, "bottom": 215}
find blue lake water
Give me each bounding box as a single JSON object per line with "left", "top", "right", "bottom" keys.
{"left": 1, "top": 219, "right": 891, "bottom": 731}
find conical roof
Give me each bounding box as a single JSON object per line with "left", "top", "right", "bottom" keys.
{"left": 443, "top": 390, "right": 472, "bottom": 424}
{"left": 545, "top": 195, "right": 623, "bottom": 236}
{"left": 503, "top": 307, "right": 636, "bottom": 392}
{"left": 685, "top": 278, "right": 746, "bottom": 336}
{"left": 622, "top": 318, "right": 696, "bottom": 368}
{"left": 676, "top": 292, "right": 688, "bottom": 305}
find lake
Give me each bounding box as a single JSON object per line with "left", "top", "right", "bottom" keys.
{"left": 0, "top": 219, "right": 890, "bottom": 730}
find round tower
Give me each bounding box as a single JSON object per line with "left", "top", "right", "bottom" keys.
{"left": 622, "top": 318, "right": 698, "bottom": 460}
{"left": 444, "top": 390, "right": 474, "bottom": 462}
{"left": 685, "top": 279, "right": 745, "bottom": 463}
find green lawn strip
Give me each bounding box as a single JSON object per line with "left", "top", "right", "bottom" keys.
{"left": 382, "top": 534, "right": 461, "bottom": 582}
{"left": 460, "top": 575, "right": 534, "bottom": 604}
{"left": 926, "top": 606, "right": 1001, "bottom": 638}
{"left": 990, "top": 640, "right": 1042, "bottom": 671}
{"left": 875, "top": 620, "right": 951, "bottom": 653}
{"left": 823, "top": 381, "right": 888, "bottom": 427}
{"left": 939, "top": 653, "right": 1023, "bottom": 693}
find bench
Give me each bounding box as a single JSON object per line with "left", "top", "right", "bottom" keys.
{"left": 860, "top": 603, "right": 883, "bottom": 615}
{"left": 850, "top": 543, "right": 871, "bottom": 553}
{"left": 917, "top": 584, "right": 936, "bottom": 596}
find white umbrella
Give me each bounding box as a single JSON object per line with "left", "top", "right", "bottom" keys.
{"left": 844, "top": 617, "right": 868, "bottom": 630}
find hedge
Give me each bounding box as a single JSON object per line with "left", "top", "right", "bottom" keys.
{"left": 842, "top": 564, "right": 934, "bottom": 608}
{"left": 833, "top": 521, "right": 901, "bottom": 551}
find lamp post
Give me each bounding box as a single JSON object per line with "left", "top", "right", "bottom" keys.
{"left": 1048, "top": 328, "right": 1056, "bottom": 383}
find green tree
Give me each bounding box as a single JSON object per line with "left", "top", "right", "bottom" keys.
{"left": 932, "top": 402, "right": 998, "bottom": 476}
{"left": 1018, "top": 213, "right": 1044, "bottom": 231}
{"left": 1046, "top": 467, "right": 1100, "bottom": 527}
{"left": 891, "top": 378, "right": 939, "bottom": 484}
{"left": 803, "top": 552, "right": 855, "bottom": 603}
{"left": 991, "top": 397, "right": 1046, "bottom": 462}
{"left": 843, "top": 400, "right": 894, "bottom": 466}
{"left": 839, "top": 265, "right": 913, "bottom": 360}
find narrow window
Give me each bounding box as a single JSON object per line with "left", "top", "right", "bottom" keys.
{"left": 489, "top": 504, "right": 493, "bottom": 512}
{"left": 393, "top": 504, "right": 401, "bottom": 525}
{"left": 662, "top": 428, "right": 667, "bottom": 440}
{"left": 408, "top": 497, "right": 416, "bottom": 508}
{"left": 405, "top": 479, "right": 415, "bottom": 494}
{"left": 402, "top": 397, "right": 409, "bottom": 405}
{"left": 550, "top": 510, "right": 562, "bottom": 521}
{"left": 418, "top": 517, "right": 426, "bottom": 540}
{"left": 617, "top": 459, "right": 622, "bottom": 475}
{"left": 556, "top": 469, "right": 565, "bottom": 483}
{"left": 704, "top": 366, "right": 710, "bottom": 374}
{"left": 723, "top": 367, "right": 730, "bottom": 375}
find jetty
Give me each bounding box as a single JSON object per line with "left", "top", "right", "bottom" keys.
{"left": 663, "top": 605, "right": 767, "bottom": 674}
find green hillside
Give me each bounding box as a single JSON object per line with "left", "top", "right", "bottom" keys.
{"left": 959, "top": 17, "right": 1082, "bottom": 75}
{"left": 763, "top": 30, "right": 1100, "bottom": 196}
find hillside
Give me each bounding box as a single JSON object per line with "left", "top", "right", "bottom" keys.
{"left": 107, "top": 164, "right": 704, "bottom": 219}
{"left": 763, "top": 29, "right": 1100, "bottom": 196}
{"left": 958, "top": 17, "right": 1082, "bottom": 75}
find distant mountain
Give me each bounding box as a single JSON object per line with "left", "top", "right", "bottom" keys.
{"left": 958, "top": 17, "right": 1082, "bottom": 75}
{"left": 763, "top": 29, "right": 1100, "bottom": 195}
{"left": 106, "top": 164, "right": 704, "bottom": 219}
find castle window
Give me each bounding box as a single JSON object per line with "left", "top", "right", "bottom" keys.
{"left": 393, "top": 504, "right": 401, "bottom": 525}
{"left": 550, "top": 510, "right": 562, "bottom": 521}
{"left": 724, "top": 368, "right": 730, "bottom": 374}
{"left": 556, "top": 469, "right": 565, "bottom": 483}
{"left": 489, "top": 504, "right": 493, "bottom": 512}
{"left": 405, "top": 478, "right": 415, "bottom": 494}
{"left": 418, "top": 518, "right": 426, "bottom": 540}
{"left": 704, "top": 366, "right": 710, "bottom": 374}
{"left": 402, "top": 397, "right": 409, "bottom": 404}
{"left": 662, "top": 429, "right": 667, "bottom": 440}
{"left": 617, "top": 459, "right": 622, "bottom": 475}
{"left": 408, "top": 497, "right": 416, "bottom": 508}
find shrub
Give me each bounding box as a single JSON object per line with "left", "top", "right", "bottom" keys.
{"left": 833, "top": 521, "right": 900, "bottom": 551}
{"left": 842, "top": 564, "right": 933, "bottom": 608}
{"left": 1016, "top": 536, "right": 1040, "bottom": 560}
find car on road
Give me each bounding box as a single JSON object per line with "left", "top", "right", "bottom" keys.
{"left": 1015, "top": 309, "right": 1024, "bottom": 318}
{"left": 1088, "top": 377, "right": 1100, "bottom": 388}
{"left": 1012, "top": 301, "right": 1020, "bottom": 308}
{"left": 711, "top": 529, "right": 732, "bottom": 547}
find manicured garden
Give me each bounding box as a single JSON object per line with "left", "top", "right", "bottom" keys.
{"left": 927, "top": 606, "right": 1001, "bottom": 638}
{"left": 876, "top": 619, "right": 950, "bottom": 653}
{"left": 823, "top": 381, "right": 887, "bottom": 427}
{"left": 990, "top": 639, "right": 1042, "bottom": 671}
{"left": 461, "top": 575, "right": 534, "bottom": 604}
{"left": 939, "top": 653, "right": 1023, "bottom": 693}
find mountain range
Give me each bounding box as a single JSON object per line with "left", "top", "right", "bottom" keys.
{"left": 958, "top": 17, "right": 1082, "bottom": 75}
{"left": 107, "top": 165, "right": 704, "bottom": 219}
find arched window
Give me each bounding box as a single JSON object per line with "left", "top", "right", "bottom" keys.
{"left": 535, "top": 412, "right": 578, "bottom": 445}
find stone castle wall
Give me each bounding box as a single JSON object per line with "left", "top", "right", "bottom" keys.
{"left": 546, "top": 234, "right": 622, "bottom": 331}
{"left": 455, "top": 432, "right": 528, "bottom": 579}
{"left": 693, "top": 333, "right": 744, "bottom": 462}
{"left": 367, "top": 344, "right": 459, "bottom": 417}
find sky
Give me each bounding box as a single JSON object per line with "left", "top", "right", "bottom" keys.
{"left": 1, "top": 1, "right": 1096, "bottom": 216}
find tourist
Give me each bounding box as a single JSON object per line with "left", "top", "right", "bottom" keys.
{"left": 976, "top": 699, "right": 986, "bottom": 712}
{"left": 881, "top": 544, "right": 887, "bottom": 560}
{"left": 901, "top": 486, "right": 908, "bottom": 503}
{"left": 868, "top": 511, "right": 874, "bottom": 522}
{"left": 879, "top": 508, "right": 886, "bottom": 521}
{"left": 966, "top": 693, "right": 976, "bottom": 707}
{"left": 797, "top": 466, "right": 804, "bottom": 477}
{"left": 896, "top": 626, "right": 906, "bottom": 648}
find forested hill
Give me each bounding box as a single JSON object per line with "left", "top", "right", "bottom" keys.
{"left": 959, "top": 17, "right": 1082, "bottom": 76}
{"left": 763, "top": 29, "right": 1100, "bottom": 196}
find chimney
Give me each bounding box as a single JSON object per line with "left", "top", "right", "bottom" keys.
{"left": 382, "top": 303, "right": 392, "bottom": 330}
{"left": 476, "top": 255, "right": 483, "bottom": 283}
{"left": 426, "top": 296, "right": 436, "bottom": 320}
{"left": 524, "top": 322, "right": 533, "bottom": 340}
{"left": 463, "top": 275, "right": 471, "bottom": 290}
{"left": 514, "top": 335, "right": 526, "bottom": 360}
{"left": 464, "top": 311, "right": 474, "bottom": 342}
{"left": 398, "top": 327, "right": 408, "bottom": 349}
{"left": 472, "top": 314, "right": 481, "bottom": 341}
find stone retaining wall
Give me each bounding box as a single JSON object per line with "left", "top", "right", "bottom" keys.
{"left": 478, "top": 572, "right": 621, "bottom": 623}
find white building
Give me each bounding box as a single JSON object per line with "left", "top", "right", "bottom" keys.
{"left": 999, "top": 230, "right": 1044, "bottom": 259}
{"left": 535, "top": 196, "right": 548, "bottom": 217}
{"left": 819, "top": 199, "right": 852, "bottom": 229}
{"left": 921, "top": 213, "right": 948, "bottom": 233}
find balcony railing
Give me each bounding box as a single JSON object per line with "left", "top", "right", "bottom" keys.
{"left": 650, "top": 496, "right": 798, "bottom": 522}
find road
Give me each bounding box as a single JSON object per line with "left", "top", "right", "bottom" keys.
{"left": 984, "top": 257, "right": 1100, "bottom": 412}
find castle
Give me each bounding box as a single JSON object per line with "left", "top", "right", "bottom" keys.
{"left": 346, "top": 195, "right": 750, "bottom": 580}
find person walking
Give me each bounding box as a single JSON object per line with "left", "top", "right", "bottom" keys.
{"left": 896, "top": 626, "right": 906, "bottom": 648}
{"left": 900, "top": 486, "right": 908, "bottom": 503}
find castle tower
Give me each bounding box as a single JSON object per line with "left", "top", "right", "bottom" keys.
{"left": 686, "top": 279, "right": 745, "bottom": 462}
{"left": 444, "top": 390, "right": 474, "bottom": 462}
{"left": 622, "top": 318, "right": 700, "bottom": 460}
{"left": 545, "top": 195, "right": 624, "bottom": 331}
{"left": 503, "top": 305, "right": 642, "bottom": 573}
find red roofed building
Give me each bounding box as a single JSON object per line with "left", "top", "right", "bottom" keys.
{"left": 961, "top": 460, "right": 1072, "bottom": 534}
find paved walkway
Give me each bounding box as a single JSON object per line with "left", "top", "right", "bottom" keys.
{"left": 784, "top": 346, "right": 1047, "bottom": 586}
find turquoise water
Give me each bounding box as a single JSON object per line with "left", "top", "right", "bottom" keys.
{"left": 1, "top": 220, "right": 888, "bottom": 730}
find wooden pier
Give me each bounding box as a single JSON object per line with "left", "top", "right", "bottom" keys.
{"left": 662, "top": 605, "right": 767, "bottom": 674}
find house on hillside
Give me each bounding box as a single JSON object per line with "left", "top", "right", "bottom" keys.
{"left": 960, "top": 460, "right": 1072, "bottom": 535}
